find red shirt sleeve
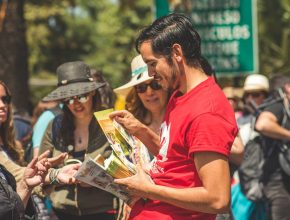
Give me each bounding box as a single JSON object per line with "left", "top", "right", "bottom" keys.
{"left": 186, "top": 113, "right": 237, "bottom": 157}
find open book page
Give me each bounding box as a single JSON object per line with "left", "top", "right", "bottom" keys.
{"left": 94, "top": 109, "right": 136, "bottom": 174}
{"left": 74, "top": 156, "right": 135, "bottom": 204}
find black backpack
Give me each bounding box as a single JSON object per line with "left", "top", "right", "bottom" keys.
{"left": 238, "top": 134, "right": 267, "bottom": 202}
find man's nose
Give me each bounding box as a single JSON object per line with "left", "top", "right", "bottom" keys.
{"left": 148, "top": 67, "right": 155, "bottom": 77}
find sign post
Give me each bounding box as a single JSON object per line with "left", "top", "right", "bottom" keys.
{"left": 155, "top": 0, "right": 258, "bottom": 75}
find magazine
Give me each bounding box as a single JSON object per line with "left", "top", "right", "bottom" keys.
{"left": 94, "top": 109, "right": 137, "bottom": 173}
{"left": 74, "top": 108, "right": 151, "bottom": 202}
{"left": 74, "top": 155, "right": 135, "bottom": 204}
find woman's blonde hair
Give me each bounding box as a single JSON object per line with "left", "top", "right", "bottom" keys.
{"left": 125, "top": 88, "right": 151, "bottom": 125}
{"left": 0, "top": 81, "right": 24, "bottom": 164}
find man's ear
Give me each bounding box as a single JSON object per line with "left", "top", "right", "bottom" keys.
{"left": 172, "top": 43, "right": 183, "bottom": 62}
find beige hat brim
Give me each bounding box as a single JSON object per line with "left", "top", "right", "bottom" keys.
{"left": 114, "top": 72, "right": 153, "bottom": 96}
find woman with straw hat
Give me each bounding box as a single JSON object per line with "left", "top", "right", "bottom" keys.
{"left": 114, "top": 55, "right": 169, "bottom": 136}
{"left": 114, "top": 55, "right": 170, "bottom": 220}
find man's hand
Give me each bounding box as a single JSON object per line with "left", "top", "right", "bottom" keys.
{"left": 114, "top": 164, "right": 155, "bottom": 199}
{"left": 109, "top": 110, "right": 144, "bottom": 136}
{"left": 57, "top": 163, "right": 81, "bottom": 184}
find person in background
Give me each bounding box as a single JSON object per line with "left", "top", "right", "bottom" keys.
{"left": 238, "top": 74, "right": 269, "bottom": 145}
{"left": 222, "top": 86, "right": 244, "bottom": 121}
{"left": 32, "top": 101, "right": 62, "bottom": 158}
{"left": 39, "top": 61, "right": 116, "bottom": 220}
{"left": 0, "top": 80, "right": 81, "bottom": 219}
{"left": 114, "top": 55, "right": 170, "bottom": 220}
{"left": 90, "top": 68, "right": 115, "bottom": 109}
{"left": 255, "top": 74, "right": 290, "bottom": 220}
{"left": 110, "top": 13, "right": 238, "bottom": 220}
{"left": 13, "top": 108, "right": 33, "bottom": 155}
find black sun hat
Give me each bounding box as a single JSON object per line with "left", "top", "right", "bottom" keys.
{"left": 43, "top": 61, "right": 105, "bottom": 101}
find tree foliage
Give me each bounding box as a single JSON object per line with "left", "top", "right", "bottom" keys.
{"left": 258, "top": 0, "right": 290, "bottom": 75}
{"left": 25, "top": 0, "right": 152, "bottom": 89}
{"left": 1, "top": 0, "right": 290, "bottom": 110}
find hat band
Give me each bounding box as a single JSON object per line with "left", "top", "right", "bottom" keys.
{"left": 132, "top": 66, "right": 147, "bottom": 77}
{"left": 57, "top": 78, "right": 94, "bottom": 86}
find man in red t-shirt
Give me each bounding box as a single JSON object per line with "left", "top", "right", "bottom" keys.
{"left": 110, "top": 13, "right": 238, "bottom": 220}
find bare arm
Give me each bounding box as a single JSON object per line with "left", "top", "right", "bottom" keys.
{"left": 115, "top": 152, "right": 231, "bottom": 214}
{"left": 109, "top": 110, "right": 160, "bottom": 156}
{"left": 229, "top": 135, "right": 244, "bottom": 166}
{"left": 255, "top": 111, "right": 290, "bottom": 141}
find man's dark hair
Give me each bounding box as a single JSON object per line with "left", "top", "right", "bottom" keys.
{"left": 135, "top": 13, "right": 213, "bottom": 76}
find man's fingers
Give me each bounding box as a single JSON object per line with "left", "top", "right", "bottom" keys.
{"left": 114, "top": 177, "right": 130, "bottom": 185}
{"left": 109, "top": 110, "right": 128, "bottom": 119}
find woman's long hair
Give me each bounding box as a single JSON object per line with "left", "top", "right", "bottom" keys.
{"left": 126, "top": 89, "right": 149, "bottom": 125}
{"left": 0, "top": 81, "right": 24, "bottom": 164}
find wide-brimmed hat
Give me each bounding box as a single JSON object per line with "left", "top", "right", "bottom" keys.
{"left": 43, "top": 61, "right": 105, "bottom": 101}
{"left": 114, "top": 55, "right": 153, "bottom": 96}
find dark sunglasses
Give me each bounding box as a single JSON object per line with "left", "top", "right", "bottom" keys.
{"left": 62, "top": 93, "right": 90, "bottom": 105}
{"left": 0, "top": 95, "right": 11, "bottom": 105}
{"left": 135, "top": 80, "right": 162, "bottom": 93}
{"left": 244, "top": 92, "right": 263, "bottom": 98}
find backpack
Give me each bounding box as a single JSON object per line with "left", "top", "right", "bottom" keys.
{"left": 238, "top": 89, "right": 290, "bottom": 201}
{"left": 238, "top": 134, "right": 267, "bottom": 202}
{"left": 277, "top": 103, "right": 290, "bottom": 176}
{"left": 24, "top": 106, "right": 62, "bottom": 163}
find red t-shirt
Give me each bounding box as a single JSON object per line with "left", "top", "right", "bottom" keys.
{"left": 130, "top": 77, "right": 238, "bottom": 220}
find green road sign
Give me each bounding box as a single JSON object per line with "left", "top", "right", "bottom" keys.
{"left": 155, "top": 0, "right": 258, "bottom": 75}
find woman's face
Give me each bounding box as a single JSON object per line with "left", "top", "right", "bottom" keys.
{"left": 136, "top": 80, "right": 168, "bottom": 113}
{"left": 64, "top": 92, "right": 95, "bottom": 119}
{"left": 0, "top": 84, "right": 9, "bottom": 124}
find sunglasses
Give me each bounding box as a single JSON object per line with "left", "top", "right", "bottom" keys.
{"left": 244, "top": 92, "right": 263, "bottom": 98}
{"left": 0, "top": 95, "right": 11, "bottom": 105}
{"left": 62, "top": 93, "right": 90, "bottom": 105}
{"left": 135, "top": 80, "right": 162, "bottom": 93}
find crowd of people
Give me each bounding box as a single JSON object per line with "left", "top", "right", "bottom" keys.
{"left": 1, "top": 13, "right": 290, "bottom": 220}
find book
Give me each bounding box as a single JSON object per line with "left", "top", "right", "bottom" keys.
{"left": 74, "top": 108, "right": 151, "bottom": 202}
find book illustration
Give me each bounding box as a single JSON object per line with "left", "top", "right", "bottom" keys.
{"left": 94, "top": 109, "right": 136, "bottom": 174}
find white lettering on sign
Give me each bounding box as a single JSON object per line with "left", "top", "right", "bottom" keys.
{"left": 198, "top": 25, "right": 250, "bottom": 41}
{"left": 191, "top": 10, "right": 240, "bottom": 25}
{"left": 202, "top": 41, "right": 239, "bottom": 56}
{"left": 192, "top": 0, "right": 240, "bottom": 10}
{"left": 208, "top": 57, "right": 240, "bottom": 70}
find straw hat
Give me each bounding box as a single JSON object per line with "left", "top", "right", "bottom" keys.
{"left": 114, "top": 55, "right": 153, "bottom": 96}
{"left": 43, "top": 61, "right": 105, "bottom": 101}
{"left": 243, "top": 74, "right": 269, "bottom": 92}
